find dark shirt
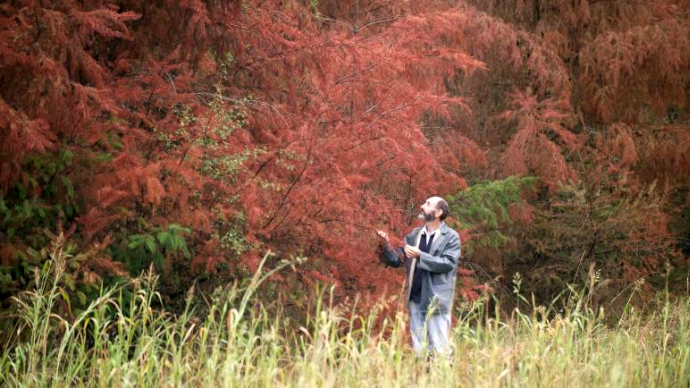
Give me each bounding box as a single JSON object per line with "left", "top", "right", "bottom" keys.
{"left": 409, "top": 231, "right": 435, "bottom": 303}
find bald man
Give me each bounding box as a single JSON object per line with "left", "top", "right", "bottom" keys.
{"left": 377, "top": 196, "right": 461, "bottom": 356}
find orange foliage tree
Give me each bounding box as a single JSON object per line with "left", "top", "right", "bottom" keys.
{"left": 1, "top": 0, "right": 687, "bottom": 310}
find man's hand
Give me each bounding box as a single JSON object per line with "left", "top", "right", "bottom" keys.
{"left": 376, "top": 230, "right": 390, "bottom": 246}
{"left": 404, "top": 245, "right": 421, "bottom": 258}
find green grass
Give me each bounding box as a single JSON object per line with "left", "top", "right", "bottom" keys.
{"left": 1, "top": 235, "right": 689, "bottom": 387}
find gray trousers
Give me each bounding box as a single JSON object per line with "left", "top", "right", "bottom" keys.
{"left": 409, "top": 300, "right": 452, "bottom": 355}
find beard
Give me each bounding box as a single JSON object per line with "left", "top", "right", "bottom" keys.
{"left": 418, "top": 210, "right": 436, "bottom": 222}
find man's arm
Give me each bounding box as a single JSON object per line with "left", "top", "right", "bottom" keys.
{"left": 377, "top": 230, "right": 405, "bottom": 268}
{"left": 416, "top": 232, "right": 461, "bottom": 274}
{"left": 379, "top": 243, "right": 405, "bottom": 268}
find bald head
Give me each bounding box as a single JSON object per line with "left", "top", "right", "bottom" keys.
{"left": 419, "top": 196, "right": 450, "bottom": 222}
{"left": 430, "top": 196, "right": 449, "bottom": 221}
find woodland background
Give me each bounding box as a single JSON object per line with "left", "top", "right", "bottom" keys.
{"left": 1, "top": 0, "right": 689, "bottom": 322}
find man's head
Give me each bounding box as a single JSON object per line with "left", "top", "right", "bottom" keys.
{"left": 418, "top": 196, "right": 449, "bottom": 223}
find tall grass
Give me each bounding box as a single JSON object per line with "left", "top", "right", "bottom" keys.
{"left": 1, "top": 234, "right": 689, "bottom": 387}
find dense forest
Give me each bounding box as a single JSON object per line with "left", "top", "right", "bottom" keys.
{"left": 1, "top": 0, "right": 689, "bottom": 318}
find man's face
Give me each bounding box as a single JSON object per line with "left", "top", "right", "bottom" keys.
{"left": 418, "top": 197, "right": 441, "bottom": 222}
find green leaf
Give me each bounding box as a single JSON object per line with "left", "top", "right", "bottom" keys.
{"left": 61, "top": 176, "right": 75, "bottom": 198}
{"left": 59, "top": 288, "right": 72, "bottom": 312}
{"left": 63, "top": 274, "right": 75, "bottom": 291}
{"left": 181, "top": 244, "right": 191, "bottom": 259}
{"left": 153, "top": 253, "right": 164, "bottom": 270}
{"left": 65, "top": 204, "right": 74, "bottom": 217}
{"left": 170, "top": 235, "right": 180, "bottom": 251}
{"left": 144, "top": 236, "right": 157, "bottom": 254}
{"left": 95, "top": 152, "right": 113, "bottom": 163}
{"left": 156, "top": 231, "right": 169, "bottom": 246}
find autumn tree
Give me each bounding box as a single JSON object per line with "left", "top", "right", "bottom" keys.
{"left": 1, "top": 0, "right": 686, "bottom": 315}
{"left": 459, "top": 0, "right": 689, "bottom": 301}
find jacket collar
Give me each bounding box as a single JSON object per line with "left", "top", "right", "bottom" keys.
{"left": 420, "top": 221, "right": 448, "bottom": 235}
{"left": 408, "top": 221, "right": 448, "bottom": 243}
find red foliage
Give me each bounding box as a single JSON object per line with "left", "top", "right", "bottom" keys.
{"left": 1, "top": 0, "right": 686, "bottom": 309}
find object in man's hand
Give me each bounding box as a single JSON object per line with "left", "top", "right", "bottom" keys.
{"left": 376, "top": 230, "right": 390, "bottom": 245}
{"left": 404, "top": 245, "right": 421, "bottom": 258}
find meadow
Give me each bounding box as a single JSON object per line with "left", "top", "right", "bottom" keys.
{"left": 1, "top": 242, "right": 689, "bottom": 388}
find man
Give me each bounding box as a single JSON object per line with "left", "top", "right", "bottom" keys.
{"left": 377, "top": 196, "right": 461, "bottom": 355}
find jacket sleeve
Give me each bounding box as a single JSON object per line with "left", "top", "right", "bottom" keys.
{"left": 379, "top": 244, "right": 405, "bottom": 268}
{"left": 416, "top": 232, "right": 461, "bottom": 274}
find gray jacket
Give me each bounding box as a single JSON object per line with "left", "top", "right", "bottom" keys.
{"left": 379, "top": 222, "right": 461, "bottom": 315}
